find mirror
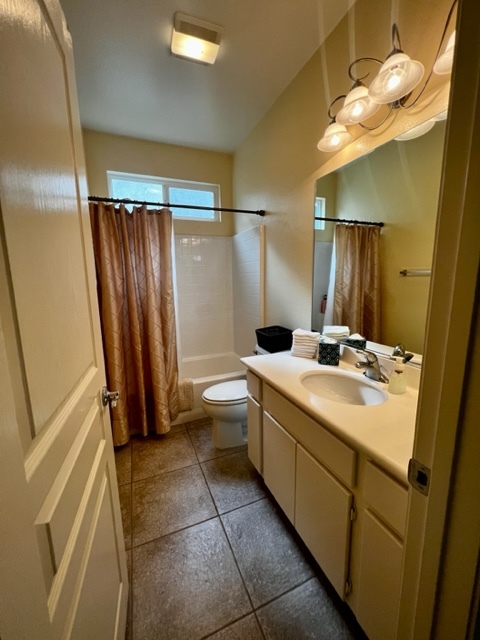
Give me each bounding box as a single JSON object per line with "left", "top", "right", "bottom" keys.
{"left": 312, "top": 118, "right": 447, "bottom": 355}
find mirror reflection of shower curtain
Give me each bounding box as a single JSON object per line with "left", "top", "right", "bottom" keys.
{"left": 324, "top": 224, "right": 381, "bottom": 341}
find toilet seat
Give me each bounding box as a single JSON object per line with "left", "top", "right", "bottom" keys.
{"left": 202, "top": 379, "right": 247, "bottom": 405}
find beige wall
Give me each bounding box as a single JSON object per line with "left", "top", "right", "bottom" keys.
{"left": 83, "top": 129, "right": 234, "bottom": 236}
{"left": 233, "top": 0, "right": 453, "bottom": 344}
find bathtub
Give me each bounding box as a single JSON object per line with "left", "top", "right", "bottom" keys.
{"left": 172, "top": 352, "right": 247, "bottom": 425}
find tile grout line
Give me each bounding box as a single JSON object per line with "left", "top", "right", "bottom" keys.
{"left": 190, "top": 428, "right": 262, "bottom": 626}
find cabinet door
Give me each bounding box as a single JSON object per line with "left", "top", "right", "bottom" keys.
{"left": 247, "top": 394, "right": 263, "bottom": 474}
{"left": 355, "top": 509, "right": 403, "bottom": 640}
{"left": 263, "top": 412, "right": 296, "bottom": 523}
{"left": 295, "top": 445, "right": 353, "bottom": 598}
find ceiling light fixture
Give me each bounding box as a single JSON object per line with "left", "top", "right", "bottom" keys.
{"left": 317, "top": 0, "right": 457, "bottom": 152}
{"left": 171, "top": 12, "right": 223, "bottom": 65}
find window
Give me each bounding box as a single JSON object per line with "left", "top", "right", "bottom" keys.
{"left": 107, "top": 171, "right": 221, "bottom": 222}
{"left": 314, "top": 197, "right": 326, "bottom": 230}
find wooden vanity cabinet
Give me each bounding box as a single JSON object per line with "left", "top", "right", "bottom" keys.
{"left": 262, "top": 383, "right": 356, "bottom": 599}
{"left": 244, "top": 371, "right": 409, "bottom": 640}
{"left": 354, "top": 461, "right": 408, "bottom": 640}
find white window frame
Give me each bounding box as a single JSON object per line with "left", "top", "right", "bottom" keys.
{"left": 107, "top": 170, "right": 221, "bottom": 222}
{"left": 314, "top": 196, "right": 326, "bottom": 230}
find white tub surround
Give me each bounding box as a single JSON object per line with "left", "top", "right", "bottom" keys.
{"left": 241, "top": 346, "right": 417, "bottom": 483}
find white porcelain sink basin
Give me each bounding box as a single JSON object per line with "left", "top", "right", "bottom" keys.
{"left": 301, "top": 370, "right": 387, "bottom": 406}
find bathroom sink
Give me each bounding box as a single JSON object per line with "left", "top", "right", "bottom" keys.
{"left": 301, "top": 370, "right": 387, "bottom": 406}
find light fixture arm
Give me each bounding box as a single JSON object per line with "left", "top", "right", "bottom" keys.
{"left": 358, "top": 104, "right": 394, "bottom": 131}
{"left": 390, "top": 23, "right": 403, "bottom": 56}
{"left": 398, "top": 0, "right": 458, "bottom": 109}
{"left": 347, "top": 57, "right": 382, "bottom": 85}
{"left": 327, "top": 95, "right": 347, "bottom": 123}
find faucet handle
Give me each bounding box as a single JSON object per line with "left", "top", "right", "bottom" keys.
{"left": 392, "top": 343, "right": 414, "bottom": 363}
{"left": 392, "top": 343, "right": 405, "bottom": 357}
{"left": 355, "top": 348, "right": 378, "bottom": 365}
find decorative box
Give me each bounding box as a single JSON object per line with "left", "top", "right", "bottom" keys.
{"left": 318, "top": 339, "right": 340, "bottom": 366}
{"left": 344, "top": 337, "right": 367, "bottom": 349}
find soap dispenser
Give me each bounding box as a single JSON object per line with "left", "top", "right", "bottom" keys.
{"left": 388, "top": 357, "right": 407, "bottom": 394}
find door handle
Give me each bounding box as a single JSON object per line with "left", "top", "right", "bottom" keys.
{"left": 102, "top": 387, "right": 120, "bottom": 408}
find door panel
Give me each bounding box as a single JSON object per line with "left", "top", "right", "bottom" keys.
{"left": 36, "top": 405, "right": 104, "bottom": 573}
{"left": 67, "top": 475, "right": 124, "bottom": 640}
{"left": 1, "top": 0, "right": 94, "bottom": 437}
{"left": 0, "top": 0, "right": 128, "bottom": 637}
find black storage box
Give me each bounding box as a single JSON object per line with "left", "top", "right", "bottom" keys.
{"left": 255, "top": 325, "right": 293, "bottom": 353}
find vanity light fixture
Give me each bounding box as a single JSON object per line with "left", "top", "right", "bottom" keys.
{"left": 433, "top": 30, "right": 456, "bottom": 75}
{"left": 394, "top": 118, "right": 436, "bottom": 141}
{"left": 317, "top": 0, "right": 457, "bottom": 152}
{"left": 317, "top": 96, "right": 353, "bottom": 152}
{"left": 171, "top": 12, "right": 223, "bottom": 65}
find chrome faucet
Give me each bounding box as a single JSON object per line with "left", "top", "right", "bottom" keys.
{"left": 355, "top": 349, "right": 390, "bottom": 383}
{"left": 392, "top": 343, "right": 414, "bottom": 363}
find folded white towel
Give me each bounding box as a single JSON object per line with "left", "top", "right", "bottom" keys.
{"left": 323, "top": 325, "right": 350, "bottom": 337}
{"left": 292, "top": 329, "right": 321, "bottom": 339}
{"left": 291, "top": 328, "right": 320, "bottom": 358}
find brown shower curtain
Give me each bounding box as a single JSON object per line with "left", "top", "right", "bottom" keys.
{"left": 89, "top": 203, "right": 179, "bottom": 446}
{"left": 333, "top": 223, "right": 381, "bottom": 342}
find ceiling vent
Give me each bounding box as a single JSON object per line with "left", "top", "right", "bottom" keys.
{"left": 171, "top": 12, "right": 223, "bottom": 65}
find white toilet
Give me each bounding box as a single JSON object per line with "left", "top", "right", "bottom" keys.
{"left": 201, "top": 379, "right": 248, "bottom": 449}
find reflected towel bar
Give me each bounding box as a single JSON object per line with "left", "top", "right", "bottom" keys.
{"left": 399, "top": 269, "right": 432, "bottom": 277}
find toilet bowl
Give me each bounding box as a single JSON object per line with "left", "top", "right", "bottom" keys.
{"left": 201, "top": 379, "right": 247, "bottom": 449}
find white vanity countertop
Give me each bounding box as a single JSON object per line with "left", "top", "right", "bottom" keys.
{"left": 241, "top": 350, "right": 419, "bottom": 484}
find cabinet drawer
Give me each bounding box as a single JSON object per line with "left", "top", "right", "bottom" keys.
{"left": 363, "top": 461, "right": 408, "bottom": 538}
{"left": 264, "top": 384, "right": 356, "bottom": 488}
{"left": 246, "top": 370, "right": 262, "bottom": 402}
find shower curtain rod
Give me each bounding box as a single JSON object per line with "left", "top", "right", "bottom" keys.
{"left": 315, "top": 216, "right": 384, "bottom": 227}
{"left": 88, "top": 196, "right": 265, "bottom": 217}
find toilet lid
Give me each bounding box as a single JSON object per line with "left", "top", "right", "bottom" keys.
{"left": 202, "top": 379, "right": 247, "bottom": 403}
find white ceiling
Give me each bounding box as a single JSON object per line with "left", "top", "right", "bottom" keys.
{"left": 60, "top": 0, "right": 352, "bottom": 153}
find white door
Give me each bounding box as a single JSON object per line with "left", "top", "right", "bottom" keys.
{"left": 397, "top": 0, "right": 480, "bottom": 637}
{"left": 0, "top": 1, "right": 128, "bottom": 638}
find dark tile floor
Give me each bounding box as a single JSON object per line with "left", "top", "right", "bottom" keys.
{"left": 115, "top": 418, "right": 367, "bottom": 640}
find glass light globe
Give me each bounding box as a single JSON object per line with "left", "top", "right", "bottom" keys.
{"left": 434, "top": 109, "right": 448, "bottom": 121}
{"left": 394, "top": 118, "right": 435, "bottom": 141}
{"left": 317, "top": 122, "right": 352, "bottom": 152}
{"left": 368, "top": 53, "right": 424, "bottom": 104}
{"left": 336, "top": 85, "right": 380, "bottom": 125}
{"left": 433, "top": 31, "right": 455, "bottom": 75}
